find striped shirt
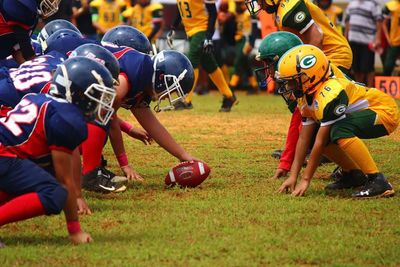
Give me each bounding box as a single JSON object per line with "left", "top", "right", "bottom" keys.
{"left": 344, "top": 0, "right": 382, "bottom": 44}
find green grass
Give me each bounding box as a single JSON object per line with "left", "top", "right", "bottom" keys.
{"left": 1, "top": 92, "right": 400, "bottom": 266}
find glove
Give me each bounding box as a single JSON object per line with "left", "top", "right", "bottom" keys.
{"left": 202, "top": 39, "right": 214, "bottom": 54}
{"left": 166, "top": 30, "right": 175, "bottom": 49}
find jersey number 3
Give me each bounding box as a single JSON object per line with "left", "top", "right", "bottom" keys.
{"left": 178, "top": 1, "right": 192, "bottom": 18}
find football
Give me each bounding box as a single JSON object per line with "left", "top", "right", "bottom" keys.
{"left": 165, "top": 160, "right": 211, "bottom": 188}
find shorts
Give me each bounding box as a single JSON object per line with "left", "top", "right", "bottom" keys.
{"left": 349, "top": 42, "right": 375, "bottom": 73}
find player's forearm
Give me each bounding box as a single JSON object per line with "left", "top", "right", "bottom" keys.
{"left": 289, "top": 124, "right": 315, "bottom": 178}
{"left": 171, "top": 6, "right": 181, "bottom": 30}
{"left": 148, "top": 22, "right": 162, "bottom": 41}
{"left": 109, "top": 116, "right": 127, "bottom": 158}
{"left": 132, "top": 107, "right": 189, "bottom": 161}
{"left": 71, "top": 148, "right": 83, "bottom": 198}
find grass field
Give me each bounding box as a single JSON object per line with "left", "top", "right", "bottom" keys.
{"left": 1, "top": 92, "right": 400, "bottom": 266}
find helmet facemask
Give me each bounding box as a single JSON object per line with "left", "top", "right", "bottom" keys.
{"left": 245, "top": 0, "right": 279, "bottom": 15}
{"left": 58, "top": 65, "right": 116, "bottom": 125}
{"left": 244, "top": 0, "right": 262, "bottom": 15}
{"left": 254, "top": 55, "right": 279, "bottom": 90}
{"left": 153, "top": 69, "right": 188, "bottom": 113}
{"left": 39, "top": 0, "right": 61, "bottom": 17}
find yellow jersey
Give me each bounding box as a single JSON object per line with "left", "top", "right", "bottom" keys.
{"left": 299, "top": 78, "right": 400, "bottom": 133}
{"left": 275, "top": 0, "right": 352, "bottom": 69}
{"left": 383, "top": 0, "right": 400, "bottom": 46}
{"left": 122, "top": 3, "right": 163, "bottom": 41}
{"left": 177, "top": 0, "right": 216, "bottom": 37}
{"left": 90, "top": 0, "right": 126, "bottom": 31}
{"left": 234, "top": 11, "right": 252, "bottom": 41}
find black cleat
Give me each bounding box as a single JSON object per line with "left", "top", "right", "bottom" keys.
{"left": 100, "top": 167, "right": 128, "bottom": 183}
{"left": 82, "top": 167, "right": 126, "bottom": 194}
{"left": 325, "top": 169, "right": 366, "bottom": 191}
{"left": 173, "top": 100, "right": 193, "bottom": 110}
{"left": 351, "top": 173, "right": 395, "bottom": 198}
{"left": 219, "top": 94, "right": 238, "bottom": 112}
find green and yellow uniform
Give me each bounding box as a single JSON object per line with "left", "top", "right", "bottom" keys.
{"left": 321, "top": 4, "right": 343, "bottom": 34}
{"left": 176, "top": 0, "right": 234, "bottom": 104}
{"left": 275, "top": 0, "right": 352, "bottom": 70}
{"left": 122, "top": 3, "right": 163, "bottom": 42}
{"left": 382, "top": 0, "right": 400, "bottom": 75}
{"left": 299, "top": 78, "right": 399, "bottom": 139}
{"left": 90, "top": 0, "right": 126, "bottom": 33}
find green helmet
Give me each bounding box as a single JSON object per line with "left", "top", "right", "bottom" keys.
{"left": 254, "top": 31, "right": 303, "bottom": 90}
{"left": 257, "top": 31, "right": 303, "bottom": 66}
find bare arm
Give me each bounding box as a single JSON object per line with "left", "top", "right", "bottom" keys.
{"left": 292, "top": 125, "right": 331, "bottom": 196}
{"left": 302, "top": 23, "right": 323, "bottom": 49}
{"left": 278, "top": 122, "right": 316, "bottom": 193}
{"left": 131, "top": 107, "right": 194, "bottom": 162}
{"left": 52, "top": 150, "right": 92, "bottom": 243}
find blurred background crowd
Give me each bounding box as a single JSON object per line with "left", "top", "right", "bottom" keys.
{"left": 39, "top": 0, "right": 400, "bottom": 93}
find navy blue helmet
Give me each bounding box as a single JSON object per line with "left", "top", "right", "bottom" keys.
{"left": 152, "top": 50, "right": 194, "bottom": 112}
{"left": 102, "top": 25, "right": 152, "bottom": 54}
{"left": 38, "top": 19, "right": 81, "bottom": 47}
{"left": 42, "top": 29, "right": 83, "bottom": 52}
{"left": 70, "top": 43, "right": 120, "bottom": 85}
{"left": 50, "top": 57, "right": 116, "bottom": 125}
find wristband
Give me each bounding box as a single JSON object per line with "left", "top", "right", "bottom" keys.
{"left": 67, "top": 221, "right": 81, "bottom": 235}
{"left": 120, "top": 120, "right": 134, "bottom": 134}
{"left": 116, "top": 152, "right": 129, "bottom": 168}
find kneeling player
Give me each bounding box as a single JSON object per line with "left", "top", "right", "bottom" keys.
{"left": 276, "top": 45, "right": 399, "bottom": 197}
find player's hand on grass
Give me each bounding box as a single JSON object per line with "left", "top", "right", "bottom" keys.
{"left": 292, "top": 179, "right": 310, "bottom": 197}
{"left": 128, "top": 127, "right": 153, "bottom": 145}
{"left": 122, "top": 165, "right": 144, "bottom": 182}
{"left": 277, "top": 176, "right": 297, "bottom": 193}
{"left": 69, "top": 231, "right": 93, "bottom": 245}
{"left": 272, "top": 168, "right": 288, "bottom": 179}
{"left": 77, "top": 197, "right": 92, "bottom": 215}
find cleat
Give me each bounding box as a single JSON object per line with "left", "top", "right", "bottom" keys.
{"left": 325, "top": 169, "right": 366, "bottom": 191}
{"left": 100, "top": 167, "right": 128, "bottom": 184}
{"left": 271, "top": 149, "right": 283, "bottom": 159}
{"left": 219, "top": 94, "right": 238, "bottom": 112}
{"left": 330, "top": 166, "right": 343, "bottom": 181}
{"left": 351, "top": 173, "right": 395, "bottom": 198}
{"left": 173, "top": 100, "right": 193, "bottom": 110}
{"left": 82, "top": 167, "right": 127, "bottom": 194}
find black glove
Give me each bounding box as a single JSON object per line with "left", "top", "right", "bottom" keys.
{"left": 202, "top": 39, "right": 214, "bottom": 54}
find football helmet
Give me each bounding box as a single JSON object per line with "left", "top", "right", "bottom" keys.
{"left": 50, "top": 57, "right": 116, "bottom": 125}
{"left": 245, "top": 0, "right": 280, "bottom": 15}
{"left": 152, "top": 50, "right": 194, "bottom": 112}
{"left": 254, "top": 31, "right": 303, "bottom": 90}
{"left": 102, "top": 25, "right": 152, "bottom": 54}
{"left": 38, "top": 19, "right": 81, "bottom": 49}
{"left": 39, "top": 0, "right": 61, "bottom": 17}
{"left": 276, "top": 45, "right": 331, "bottom": 98}
{"left": 70, "top": 44, "right": 120, "bottom": 85}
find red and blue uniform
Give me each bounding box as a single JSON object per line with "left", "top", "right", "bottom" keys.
{"left": 0, "top": 93, "right": 88, "bottom": 215}
{"left": 0, "top": 0, "right": 39, "bottom": 59}
{"left": 103, "top": 43, "right": 153, "bottom": 108}
{"left": 0, "top": 51, "right": 66, "bottom": 112}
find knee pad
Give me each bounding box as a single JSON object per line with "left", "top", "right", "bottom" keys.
{"left": 38, "top": 185, "right": 68, "bottom": 215}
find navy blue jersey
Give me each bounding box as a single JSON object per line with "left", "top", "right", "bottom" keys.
{"left": 44, "top": 36, "right": 97, "bottom": 57}
{"left": 0, "top": 0, "right": 39, "bottom": 58}
{"left": 0, "top": 93, "right": 88, "bottom": 166}
{"left": 103, "top": 43, "right": 153, "bottom": 109}
{"left": 0, "top": 51, "right": 66, "bottom": 108}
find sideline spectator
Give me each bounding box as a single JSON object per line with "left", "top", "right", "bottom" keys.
{"left": 344, "top": 0, "right": 382, "bottom": 87}
{"left": 382, "top": 0, "right": 400, "bottom": 76}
